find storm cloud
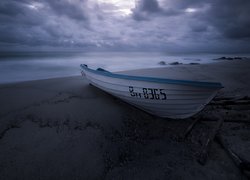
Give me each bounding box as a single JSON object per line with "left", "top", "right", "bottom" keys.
{"left": 0, "top": 0, "right": 250, "bottom": 53}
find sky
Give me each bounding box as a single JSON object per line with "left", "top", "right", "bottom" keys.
{"left": 0, "top": 0, "right": 250, "bottom": 53}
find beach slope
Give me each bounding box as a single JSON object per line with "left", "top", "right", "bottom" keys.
{"left": 0, "top": 60, "right": 250, "bottom": 179}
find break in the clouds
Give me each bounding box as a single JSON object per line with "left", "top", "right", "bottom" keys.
{"left": 0, "top": 0, "right": 250, "bottom": 53}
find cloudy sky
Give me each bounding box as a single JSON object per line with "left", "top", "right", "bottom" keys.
{"left": 0, "top": 0, "right": 250, "bottom": 53}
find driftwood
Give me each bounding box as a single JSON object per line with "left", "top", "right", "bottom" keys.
{"left": 200, "top": 95, "right": 250, "bottom": 124}
{"left": 201, "top": 118, "right": 250, "bottom": 124}
{"left": 210, "top": 96, "right": 250, "bottom": 106}
{"left": 197, "top": 118, "right": 224, "bottom": 165}
{"left": 213, "top": 95, "right": 250, "bottom": 101}
{"left": 181, "top": 118, "right": 200, "bottom": 139}
{"left": 216, "top": 134, "right": 250, "bottom": 179}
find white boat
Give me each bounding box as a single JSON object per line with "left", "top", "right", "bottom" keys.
{"left": 80, "top": 64, "right": 223, "bottom": 119}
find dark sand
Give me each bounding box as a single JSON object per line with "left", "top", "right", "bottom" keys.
{"left": 0, "top": 60, "right": 250, "bottom": 179}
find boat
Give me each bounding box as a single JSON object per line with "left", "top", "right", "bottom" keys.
{"left": 80, "top": 64, "right": 223, "bottom": 119}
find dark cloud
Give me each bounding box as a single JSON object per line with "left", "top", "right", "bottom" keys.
{"left": 137, "top": 0, "right": 161, "bottom": 13}
{"left": 0, "top": 0, "right": 90, "bottom": 48}
{"left": 132, "top": 0, "right": 161, "bottom": 21}
{"left": 203, "top": 0, "right": 250, "bottom": 39}
{"left": 0, "top": 1, "right": 24, "bottom": 16}
{"left": 162, "top": 0, "right": 250, "bottom": 39}
{"left": 132, "top": 0, "right": 181, "bottom": 20}
{"left": 0, "top": 0, "right": 250, "bottom": 53}
{"left": 47, "top": 0, "right": 88, "bottom": 21}
{"left": 0, "top": 1, "right": 48, "bottom": 45}
{"left": 190, "top": 23, "right": 208, "bottom": 33}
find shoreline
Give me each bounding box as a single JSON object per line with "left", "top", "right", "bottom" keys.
{"left": 0, "top": 60, "right": 250, "bottom": 179}
{"left": 0, "top": 58, "right": 248, "bottom": 86}
{"left": 0, "top": 74, "right": 81, "bottom": 86}
{"left": 2, "top": 56, "right": 248, "bottom": 85}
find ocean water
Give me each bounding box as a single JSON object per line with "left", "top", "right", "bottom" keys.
{"left": 0, "top": 51, "right": 241, "bottom": 84}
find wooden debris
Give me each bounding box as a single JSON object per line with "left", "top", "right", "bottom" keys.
{"left": 181, "top": 118, "right": 200, "bottom": 139}
{"left": 201, "top": 118, "right": 250, "bottom": 124}
{"left": 197, "top": 118, "right": 224, "bottom": 165}
{"left": 216, "top": 134, "right": 250, "bottom": 179}
{"left": 210, "top": 96, "right": 250, "bottom": 106}
{"left": 213, "top": 95, "right": 250, "bottom": 101}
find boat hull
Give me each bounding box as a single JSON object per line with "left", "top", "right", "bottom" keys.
{"left": 80, "top": 65, "right": 223, "bottom": 119}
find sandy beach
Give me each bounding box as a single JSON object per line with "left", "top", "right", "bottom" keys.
{"left": 0, "top": 59, "right": 250, "bottom": 179}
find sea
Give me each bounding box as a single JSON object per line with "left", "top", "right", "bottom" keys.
{"left": 0, "top": 51, "right": 247, "bottom": 84}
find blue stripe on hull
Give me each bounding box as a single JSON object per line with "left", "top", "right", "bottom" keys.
{"left": 80, "top": 64, "right": 223, "bottom": 89}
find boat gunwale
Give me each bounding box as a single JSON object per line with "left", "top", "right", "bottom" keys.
{"left": 88, "top": 74, "right": 216, "bottom": 94}
{"left": 80, "top": 64, "right": 223, "bottom": 89}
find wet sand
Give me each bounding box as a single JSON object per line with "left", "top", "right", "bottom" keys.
{"left": 0, "top": 60, "right": 250, "bottom": 179}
